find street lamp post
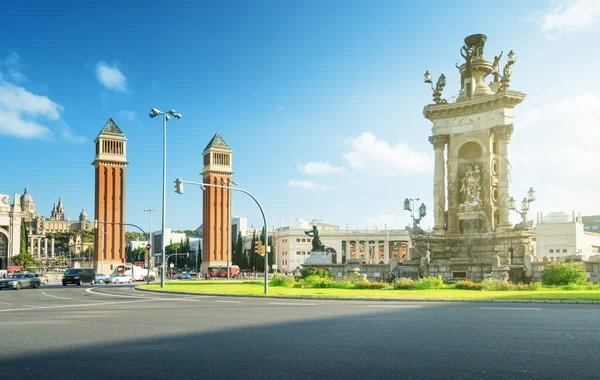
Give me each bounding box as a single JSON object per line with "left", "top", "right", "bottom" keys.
{"left": 404, "top": 198, "right": 427, "bottom": 233}
{"left": 508, "top": 187, "right": 536, "bottom": 229}
{"left": 149, "top": 108, "right": 182, "bottom": 288}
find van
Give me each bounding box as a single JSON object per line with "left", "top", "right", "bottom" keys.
{"left": 62, "top": 268, "right": 96, "bottom": 286}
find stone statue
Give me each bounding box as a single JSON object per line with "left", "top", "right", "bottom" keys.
{"left": 499, "top": 50, "right": 516, "bottom": 91}
{"left": 459, "top": 163, "right": 482, "bottom": 212}
{"left": 460, "top": 46, "right": 474, "bottom": 78}
{"left": 305, "top": 225, "right": 325, "bottom": 252}
{"left": 492, "top": 51, "right": 503, "bottom": 83}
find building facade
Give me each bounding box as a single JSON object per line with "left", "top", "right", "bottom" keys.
{"left": 0, "top": 193, "right": 22, "bottom": 272}
{"left": 201, "top": 133, "right": 233, "bottom": 273}
{"left": 93, "top": 118, "right": 128, "bottom": 273}
{"left": 535, "top": 212, "right": 600, "bottom": 261}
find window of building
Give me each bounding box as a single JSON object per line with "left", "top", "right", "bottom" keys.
{"left": 594, "top": 220, "right": 600, "bottom": 223}
{"left": 562, "top": 249, "right": 567, "bottom": 253}
{"left": 296, "top": 239, "right": 300, "bottom": 242}
{"left": 549, "top": 249, "right": 554, "bottom": 253}
{"left": 301, "top": 239, "right": 305, "bottom": 242}
{"left": 593, "top": 226, "right": 599, "bottom": 231}
{"left": 584, "top": 226, "right": 591, "bottom": 230}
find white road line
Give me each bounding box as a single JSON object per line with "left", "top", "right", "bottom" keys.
{"left": 86, "top": 288, "right": 148, "bottom": 298}
{"left": 0, "top": 301, "right": 12, "bottom": 305}
{"left": 269, "top": 302, "right": 317, "bottom": 306}
{"left": 479, "top": 307, "right": 542, "bottom": 310}
{"left": 0, "top": 298, "right": 159, "bottom": 313}
{"left": 42, "top": 292, "right": 78, "bottom": 301}
{"left": 214, "top": 300, "right": 242, "bottom": 304}
{"left": 366, "top": 305, "right": 423, "bottom": 308}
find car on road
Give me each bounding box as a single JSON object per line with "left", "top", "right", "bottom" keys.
{"left": 177, "top": 272, "right": 191, "bottom": 280}
{"left": 108, "top": 274, "right": 133, "bottom": 284}
{"left": 34, "top": 273, "right": 49, "bottom": 285}
{"left": 0, "top": 274, "right": 41, "bottom": 290}
{"left": 94, "top": 273, "right": 111, "bottom": 284}
{"left": 62, "top": 268, "right": 96, "bottom": 286}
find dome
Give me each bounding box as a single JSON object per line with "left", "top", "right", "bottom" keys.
{"left": 79, "top": 208, "right": 88, "bottom": 222}
{"left": 20, "top": 187, "right": 33, "bottom": 204}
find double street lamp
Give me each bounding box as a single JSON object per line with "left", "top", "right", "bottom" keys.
{"left": 508, "top": 187, "right": 536, "bottom": 228}
{"left": 149, "top": 108, "right": 182, "bottom": 288}
{"left": 404, "top": 197, "right": 427, "bottom": 232}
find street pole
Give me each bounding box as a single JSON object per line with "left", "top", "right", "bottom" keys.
{"left": 161, "top": 114, "right": 167, "bottom": 288}
{"left": 179, "top": 180, "right": 268, "bottom": 294}
{"left": 227, "top": 181, "right": 232, "bottom": 280}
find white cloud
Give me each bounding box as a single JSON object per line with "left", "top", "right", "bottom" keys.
{"left": 0, "top": 53, "right": 85, "bottom": 141}
{"left": 343, "top": 132, "right": 432, "bottom": 176}
{"left": 530, "top": 0, "right": 600, "bottom": 39}
{"left": 95, "top": 61, "right": 127, "bottom": 92}
{"left": 512, "top": 92, "right": 600, "bottom": 215}
{"left": 287, "top": 180, "right": 329, "bottom": 190}
{"left": 4, "top": 50, "right": 28, "bottom": 83}
{"left": 118, "top": 110, "right": 137, "bottom": 121}
{"left": 0, "top": 82, "right": 62, "bottom": 120}
{"left": 0, "top": 109, "right": 52, "bottom": 139}
{"left": 298, "top": 161, "right": 345, "bottom": 175}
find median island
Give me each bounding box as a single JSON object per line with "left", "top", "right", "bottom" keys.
{"left": 137, "top": 265, "right": 600, "bottom": 302}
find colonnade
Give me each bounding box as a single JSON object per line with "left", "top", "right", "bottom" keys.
{"left": 29, "top": 235, "right": 55, "bottom": 259}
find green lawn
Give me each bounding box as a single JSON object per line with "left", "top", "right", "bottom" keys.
{"left": 137, "top": 281, "right": 600, "bottom": 301}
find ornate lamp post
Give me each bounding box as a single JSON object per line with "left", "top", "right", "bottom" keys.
{"left": 508, "top": 187, "right": 536, "bottom": 229}
{"left": 424, "top": 71, "right": 447, "bottom": 104}
{"left": 404, "top": 198, "right": 427, "bottom": 232}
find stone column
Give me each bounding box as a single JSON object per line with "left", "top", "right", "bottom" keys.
{"left": 30, "top": 235, "right": 34, "bottom": 255}
{"left": 51, "top": 238, "right": 55, "bottom": 257}
{"left": 447, "top": 158, "right": 460, "bottom": 234}
{"left": 37, "top": 238, "right": 41, "bottom": 258}
{"left": 384, "top": 240, "right": 390, "bottom": 263}
{"left": 44, "top": 238, "right": 48, "bottom": 259}
{"left": 429, "top": 135, "right": 449, "bottom": 234}
{"left": 495, "top": 125, "right": 514, "bottom": 230}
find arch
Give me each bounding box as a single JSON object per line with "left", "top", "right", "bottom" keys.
{"left": 450, "top": 136, "right": 488, "bottom": 158}
{"left": 0, "top": 227, "right": 9, "bottom": 271}
{"left": 458, "top": 141, "right": 483, "bottom": 160}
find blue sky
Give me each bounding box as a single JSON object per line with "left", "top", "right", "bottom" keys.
{"left": 1, "top": 0, "right": 599, "bottom": 233}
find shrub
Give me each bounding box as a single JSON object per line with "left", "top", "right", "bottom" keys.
{"left": 410, "top": 276, "right": 445, "bottom": 290}
{"left": 300, "top": 267, "right": 332, "bottom": 279}
{"left": 269, "top": 275, "right": 295, "bottom": 287}
{"left": 516, "top": 282, "right": 542, "bottom": 291}
{"left": 355, "top": 280, "right": 388, "bottom": 289}
{"left": 393, "top": 277, "right": 415, "bottom": 289}
{"left": 542, "top": 262, "right": 587, "bottom": 286}
{"left": 455, "top": 280, "right": 484, "bottom": 291}
{"left": 301, "top": 275, "right": 335, "bottom": 288}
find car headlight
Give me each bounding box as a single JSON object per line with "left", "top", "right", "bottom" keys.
{"left": 9, "top": 281, "right": 17, "bottom": 285}
{"left": 73, "top": 276, "right": 80, "bottom": 279}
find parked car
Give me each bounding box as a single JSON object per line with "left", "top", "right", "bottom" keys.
{"left": 94, "top": 273, "right": 111, "bottom": 284}
{"left": 62, "top": 268, "right": 96, "bottom": 286}
{"left": 34, "top": 273, "right": 49, "bottom": 285}
{"left": 177, "top": 272, "right": 192, "bottom": 280}
{"left": 0, "top": 274, "right": 41, "bottom": 290}
{"left": 108, "top": 274, "right": 133, "bottom": 284}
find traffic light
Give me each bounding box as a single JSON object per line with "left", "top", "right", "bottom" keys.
{"left": 255, "top": 241, "right": 266, "bottom": 256}
{"left": 174, "top": 178, "right": 184, "bottom": 194}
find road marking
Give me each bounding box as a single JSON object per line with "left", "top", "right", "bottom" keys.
{"left": 0, "top": 301, "right": 12, "bottom": 305}
{"left": 22, "top": 305, "right": 42, "bottom": 308}
{"left": 214, "top": 300, "right": 242, "bottom": 304}
{"left": 0, "top": 298, "right": 159, "bottom": 313}
{"left": 366, "top": 305, "right": 423, "bottom": 308}
{"left": 86, "top": 287, "right": 147, "bottom": 298}
{"left": 269, "top": 302, "right": 317, "bottom": 306}
{"left": 479, "top": 307, "right": 542, "bottom": 310}
{"left": 42, "top": 292, "right": 78, "bottom": 301}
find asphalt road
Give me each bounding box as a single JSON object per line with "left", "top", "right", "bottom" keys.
{"left": 1, "top": 284, "right": 599, "bottom": 380}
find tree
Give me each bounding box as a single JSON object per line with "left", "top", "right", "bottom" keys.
{"left": 233, "top": 231, "right": 243, "bottom": 266}
{"left": 20, "top": 222, "right": 28, "bottom": 255}
{"left": 13, "top": 252, "right": 36, "bottom": 267}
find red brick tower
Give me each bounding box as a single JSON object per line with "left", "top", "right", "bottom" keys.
{"left": 201, "top": 133, "right": 232, "bottom": 273}
{"left": 92, "top": 118, "right": 128, "bottom": 273}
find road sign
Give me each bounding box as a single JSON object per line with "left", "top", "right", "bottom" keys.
{"left": 169, "top": 263, "right": 174, "bottom": 268}
{"left": 146, "top": 243, "right": 152, "bottom": 250}
{"left": 19, "top": 260, "right": 24, "bottom": 265}
{"left": 134, "top": 261, "right": 145, "bottom": 266}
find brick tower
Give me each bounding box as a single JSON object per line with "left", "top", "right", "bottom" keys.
{"left": 201, "top": 133, "right": 232, "bottom": 273}
{"left": 92, "top": 118, "right": 128, "bottom": 273}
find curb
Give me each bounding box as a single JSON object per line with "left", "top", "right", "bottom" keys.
{"left": 134, "top": 286, "right": 600, "bottom": 305}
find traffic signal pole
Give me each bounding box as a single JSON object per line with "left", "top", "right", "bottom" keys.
{"left": 175, "top": 179, "right": 269, "bottom": 295}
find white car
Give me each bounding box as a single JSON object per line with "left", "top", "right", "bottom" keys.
{"left": 108, "top": 274, "right": 133, "bottom": 284}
